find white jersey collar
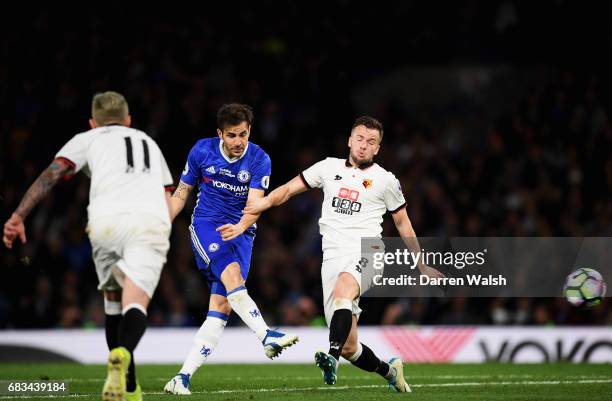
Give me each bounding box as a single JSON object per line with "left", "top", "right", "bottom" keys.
{"left": 219, "top": 139, "right": 249, "bottom": 163}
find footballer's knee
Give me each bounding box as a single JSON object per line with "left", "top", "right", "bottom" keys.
{"left": 121, "top": 276, "right": 150, "bottom": 310}
{"left": 341, "top": 339, "right": 359, "bottom": 358}
{"left": 209, "top": 294, "right": 232, "bottom": 316}
{"left": 332, "top": 273, "right": 360, "bottom": 300}
{"left": 220, "top": 262, "right": 245, "bottom": 292}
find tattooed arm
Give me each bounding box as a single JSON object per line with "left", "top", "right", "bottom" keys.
{"left": 168, "top": 180, "right": 194, "bottom": 222}
{"left": 3, "top": 158, "right": 75, "bottom": 248}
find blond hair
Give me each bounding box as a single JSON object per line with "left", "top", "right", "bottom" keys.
{"left": 91, "top": 91, "right": 129, "bottom": 125}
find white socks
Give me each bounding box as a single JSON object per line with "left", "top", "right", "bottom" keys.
{"left": 178, "top": 286, "right": 270, "bottom": 377}
{"left": 226, "top": 286, "right": 269, "bottom": 341}
{"left": 179, "top": 312, "right": 228, "bottom": 376}
{"left": 104, "top": 299, "right": 122, "bottom": 315}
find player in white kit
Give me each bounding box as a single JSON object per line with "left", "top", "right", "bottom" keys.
{"left": 2, "top": 91, "right": 173, "bottom": 401}
{"left": 245, "top": 116, "right": 444, "bottom": 392}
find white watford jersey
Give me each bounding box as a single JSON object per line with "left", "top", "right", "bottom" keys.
{"left": 55, "top": 125, "right": 173, "bottom": 224}
{"left": 301, "top": 157, "right": 406, "bottom": 259}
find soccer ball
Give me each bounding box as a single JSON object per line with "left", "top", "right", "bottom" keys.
{"left": 563, "top": 268, "right": 607, "bottom": 308}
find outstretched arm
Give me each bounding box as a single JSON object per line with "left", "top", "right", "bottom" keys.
{"left": 3, "top": 158, "right": 75, "bottom": 248}
{"left": 168, "top": 180, "right": 194, "bottom": 221}
{"left": 391, "top": 207, "right": 445, "bottom": 279}
{"left": 243, "top": 175, "right": 309, "bottom": 215}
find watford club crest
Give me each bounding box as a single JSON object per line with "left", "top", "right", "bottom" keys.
{"left": 362, "top": 179, "right": 373, "bottom": 189}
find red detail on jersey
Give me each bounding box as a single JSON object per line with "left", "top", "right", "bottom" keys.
{"left": 338, "top": 187, "right": 359, "bottom": 201}
{"left": 53, "top": 157, "right": 76, "bottom": 181}
{"left": 203, "top": 176, "right": 212, "bottom": 184}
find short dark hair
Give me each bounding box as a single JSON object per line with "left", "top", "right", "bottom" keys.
{"left": 352, "top": 116, "right": 384, "bottom": 141}
{"left": 217, "top": 103, "right": 254, "bottom": 130}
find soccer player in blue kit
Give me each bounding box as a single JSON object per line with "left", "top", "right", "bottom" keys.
{"left": 164, "top": 104, "right": 298, "bottom": 395}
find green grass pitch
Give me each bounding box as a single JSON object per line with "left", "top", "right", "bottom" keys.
{"left": 0, "top": 363, "right": 611, "bottom": 400}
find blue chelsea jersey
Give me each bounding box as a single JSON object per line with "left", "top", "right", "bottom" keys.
{"left": 180, "top": 137, "right": 271, "bottom": 233}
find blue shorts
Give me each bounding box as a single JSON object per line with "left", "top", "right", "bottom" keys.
{"left": 189, "top": 220, "right": 254, "bottom": 297}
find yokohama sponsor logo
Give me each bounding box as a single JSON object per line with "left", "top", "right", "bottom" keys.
{"left": 204, "top": 178, "right": 248, "bottom": 193}
{"left": 382, "top": 327, "right": 476, "bottom": 362}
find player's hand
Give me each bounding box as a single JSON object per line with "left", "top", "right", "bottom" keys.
{"left": 243, "top": 197, "right": 272, "bottom": 215}
{"left": 216, "top": 223, "right": 245, "bottom": 241}
{"left": 3, "top": 213, "right": 27, "bottom": 249}
{"left": 419, "top": 264, "right": 445, "bottom": 279}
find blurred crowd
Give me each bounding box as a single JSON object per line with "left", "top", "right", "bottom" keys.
{"left": 1, "top": 3, "right": 611, "bottom": 329}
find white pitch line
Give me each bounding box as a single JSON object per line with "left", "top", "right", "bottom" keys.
{"left": 1, "top": 378, "right": 611, "bottom": 399}
{"left": 412, "top": 379, "right": 612, "bottom": 388}
{"left": 60, "top": 374, "right": 612, "bottom": 383}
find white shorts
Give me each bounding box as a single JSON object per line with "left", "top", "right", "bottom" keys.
{"left": 321, "top": 252, "right": 377, "bottom": 326}
{"left": 87, "top": 213, "right": 170, "bottom": 298}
